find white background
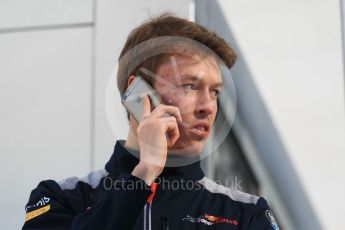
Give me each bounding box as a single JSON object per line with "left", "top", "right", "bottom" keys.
{"left": 215, "top": 0, "right": 345, "bottom": 229}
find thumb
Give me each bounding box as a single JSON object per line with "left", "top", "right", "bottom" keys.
{"left": 140, "top": 95, "right": 151, "bottom": 121}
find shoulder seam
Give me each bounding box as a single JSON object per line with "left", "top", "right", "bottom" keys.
{"left": 57, "top": 169, "right": 109, "bottom": 190}
{"left": 197, "top": 177, "right": 260, "bottom": 205}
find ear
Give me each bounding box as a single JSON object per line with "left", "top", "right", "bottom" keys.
{"left": 127, "top": 75, "right": 136, "bottom": 87}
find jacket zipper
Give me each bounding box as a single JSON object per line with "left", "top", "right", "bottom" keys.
{"left": 144, "top": 202, "right": 152, "bottom": 230}
{"left": 144, "top": 183, "right": 157, "bottom": 230}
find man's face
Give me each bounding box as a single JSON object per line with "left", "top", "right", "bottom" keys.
{"left": 153, "top": 54, "right": 223, "bottom": 155}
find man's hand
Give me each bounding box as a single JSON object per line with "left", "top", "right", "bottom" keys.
{"left": 131, "top": 95, "right": 182, "bottom": 186}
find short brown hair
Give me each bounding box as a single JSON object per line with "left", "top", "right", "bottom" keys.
{"left": 117, "top": 13, "right": 237, "bottom": 119}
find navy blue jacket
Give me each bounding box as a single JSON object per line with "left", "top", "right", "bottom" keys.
{"left": 22, "top": 140, "right": 280, "bottom": 229}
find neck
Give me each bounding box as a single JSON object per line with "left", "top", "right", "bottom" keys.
{"left": 124, "top": 117, "right": 140, "bottom": 150}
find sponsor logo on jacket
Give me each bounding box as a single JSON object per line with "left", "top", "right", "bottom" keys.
{"left": 265, "top": 210, "right": 280, "bottom": 230}
{"left": 25, "top": 196, "right": 50, "bottom": 212}
{"left": 182, "top": 213, "right": 238, "bottom": 226}
{"left": 25, "top": 205, "right": 50, "bottom": 222}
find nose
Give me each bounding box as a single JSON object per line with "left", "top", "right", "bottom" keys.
{"left": 194, "top": 90, "right": 216, "bottom": 118}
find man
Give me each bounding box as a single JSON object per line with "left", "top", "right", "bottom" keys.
{"left": 23, "top": 13, "right": 280, "bottom": 230}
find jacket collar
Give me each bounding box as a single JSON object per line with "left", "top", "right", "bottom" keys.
{"left": 105, "top": 140, "right": 205, "bottom": 181}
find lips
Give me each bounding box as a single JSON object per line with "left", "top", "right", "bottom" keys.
{"left": 189, "top": 121, "right": 210, "bottom": 138}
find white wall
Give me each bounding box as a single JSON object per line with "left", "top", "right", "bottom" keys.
{"left": 0, "top": 1, "right": 93, "bottom": 228}
{"left": 0, "top": 0, "right": 93, "bottom": 29}
{"left": 214, "top": 0, "right": 345, "bottom": 229}
{"left": 0, "top": 0, "right": 190, "bottom": 229}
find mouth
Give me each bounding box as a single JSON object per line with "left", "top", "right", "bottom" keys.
{"left": 189, "top": 121, "right": 210, "bottom": 139}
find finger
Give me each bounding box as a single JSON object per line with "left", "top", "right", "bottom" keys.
{"left": 159, "top": 116, "right": 177, "bottom": 125}
{"left": 166, "top": 122, "right": 180, "bottom": 147}
{"left": 160, "top": 117, "right": 180, "bottom": 147}
{"left": 151, "top": 104, "right": 183, "bottom": 122}
{"left": 140, "top": 95, "right": 151, "bottom": 121}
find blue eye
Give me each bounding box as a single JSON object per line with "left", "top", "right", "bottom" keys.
{"left": 211, "top": 89, "right": 221, "bottom": 98}
{"left": 183, "top": 84, "right": 196, "bottom": 90}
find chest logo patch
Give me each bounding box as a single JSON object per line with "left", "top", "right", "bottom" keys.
{"left": 265, "top": 210, "right": 280, "bottom": 230}
{"left": 182, "top": 213, "right": 238, "bottom": 226}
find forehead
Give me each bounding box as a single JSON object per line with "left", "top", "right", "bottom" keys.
{"left": 154, "top": 54, "right": 221, "bottom": 84}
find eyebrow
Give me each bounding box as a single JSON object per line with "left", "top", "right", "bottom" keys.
{"left": 178, "top": 75, "right": 223, "bottom": 88}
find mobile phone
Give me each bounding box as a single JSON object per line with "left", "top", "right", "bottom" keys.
{"left": 121, "top": 76, "right": 163, "bottom": 122}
